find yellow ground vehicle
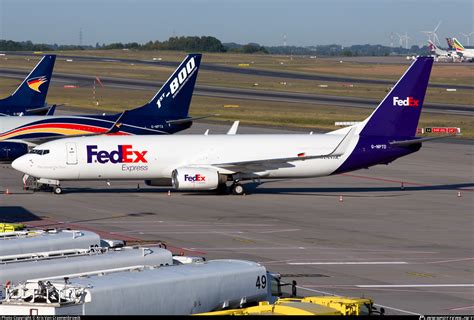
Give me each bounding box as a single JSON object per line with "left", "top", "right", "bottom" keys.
{"left": 198, "top": 296, "right": 382, "bottom": 316}
{"left": 0, "top": 223, "right": 25, "bottom": 233}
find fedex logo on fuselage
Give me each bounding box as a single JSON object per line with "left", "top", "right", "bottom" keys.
{"left": 184, "top": 174, "right": 206, "bottom": 182}
{"left": 393, "top": 96, "right": 419, "bottom": 107}
{"left": 87, "top": 145, "right": 148, "bottom": 164}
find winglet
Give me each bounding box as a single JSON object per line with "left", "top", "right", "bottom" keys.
{"left": 46, "top": 105, "right": 56, "bottom": 116}
{"left": 106, "top": 111, "right": 127, "bottom": 134}
{"left": 227, "top": 121, "right": 240, "bottom": 135}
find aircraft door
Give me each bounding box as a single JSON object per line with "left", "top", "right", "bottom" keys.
{"left": 66, "top": 143, "right": 78, "bottom": 165}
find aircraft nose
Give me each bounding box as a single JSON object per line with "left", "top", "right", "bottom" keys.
{"left": 11, "top": 155, "right": 31, "bottom": 174}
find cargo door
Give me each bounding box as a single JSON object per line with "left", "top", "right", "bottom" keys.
{"left": 66, "top": 142, "right": 78, "bottom": 165}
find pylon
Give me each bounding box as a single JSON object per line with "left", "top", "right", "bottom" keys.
{"left": 457, "top": 191, "right": 462, "bottom": 197}
{"left": 5, "top": 189, "right": 10, "bottom": 195}
{"left": 167, "top": 190, "right": 171, "bottom": 196}
{"left": 339, "top": 195, "right": 343, "bottom": 202}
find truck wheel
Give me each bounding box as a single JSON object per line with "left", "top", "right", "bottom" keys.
{"left": 53, "top": 186, "right": 62, "bottom": 195}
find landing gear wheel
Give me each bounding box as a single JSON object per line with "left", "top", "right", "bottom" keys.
{"left": 53, "top": 186, "right": 62, "bottom": 195}
{"left": 232, "top": 184, "right": 245, "bottom": 195}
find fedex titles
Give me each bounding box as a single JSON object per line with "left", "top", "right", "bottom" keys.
{"left": 393, "top": 97, "right": 419, "bottom": 107}
{"left": 87, "top": 145, "right": 148, "bottom": 172}
{"left": 184, "top": 174, "right": 206, "bottom": 182}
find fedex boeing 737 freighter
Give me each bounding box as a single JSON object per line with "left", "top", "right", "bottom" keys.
{"left": 12, "top": 57, "right": 444, "bottom": 195}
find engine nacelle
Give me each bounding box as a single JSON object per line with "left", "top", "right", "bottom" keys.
{"left": 172, "top": 167, "right": 220, "bottom": 190}
{"left": 0, "top": 142, "right": 28, "bottom": 163}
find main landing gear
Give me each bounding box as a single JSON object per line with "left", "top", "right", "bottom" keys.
{"left": 231, "top": 183, "right": 245, "bottom": 195}
{"left": 215, "top": 182, "right": 246, "bottom": 196}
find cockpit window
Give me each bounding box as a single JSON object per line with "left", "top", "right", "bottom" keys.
{"left": 30, "top": 149, "right": 50, "bottom": 155}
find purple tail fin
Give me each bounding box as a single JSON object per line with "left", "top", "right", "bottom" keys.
{"left": 360, "top": 57, "right": 433, "bottom": 138}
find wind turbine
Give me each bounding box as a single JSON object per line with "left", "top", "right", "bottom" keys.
{"left": 421, "top": 21, "right": 442, "bottom": 45}
{"left": 396, "top": 32, "right": 410, "bottom": 49}
{"left": 395, "top": 33, "right": 403, "bottom": 47}
{"left": 460, "top": 32, "right": 474, "bottom": 46}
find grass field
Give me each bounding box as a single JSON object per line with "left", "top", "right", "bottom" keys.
{"left": 1, "top": 55, "right": 473, "bottom": 106}
{"left": 12, "top": 49, "right": 474, "bottom": 86}
{"left": 0, "top": 51, "right": 472, "bottom": 138}
{"left": 0, "top": 77, "right": 471, "bottom": 139}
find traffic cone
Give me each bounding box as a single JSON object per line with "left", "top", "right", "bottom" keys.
{"left": 5, "top": 189, "right": 10, "bottom": 195}
{"left": 167, "top": 190, "right": 171, "bottom": 196}
{"left": 339, "top": 195, "right": 343, "bottom": 202}
{"left": 457, "top": 191, "right": 462, "bottom": 197}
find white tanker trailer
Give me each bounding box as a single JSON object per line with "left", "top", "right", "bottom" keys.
{"left": 0, "top": 229, "right": 100, "bottom": 257}
{"left": 0, "top": 246, "right": 173, "bottom": 299}
{"left": 1, "top": 259, "right": 273, "bottom": 315}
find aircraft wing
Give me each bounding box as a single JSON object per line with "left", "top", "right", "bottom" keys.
{"left": 210, "top": 128, "right": 354, "bottom": 173}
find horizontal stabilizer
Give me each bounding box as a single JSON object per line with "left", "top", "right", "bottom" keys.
{"left": 389, "top": 134, "right": 459, "bottom": 146}
{"left": 166, "top": 114, "right": 218, "bottom": 125}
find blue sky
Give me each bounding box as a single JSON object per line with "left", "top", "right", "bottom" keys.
{"left": 0, "top": 0, "right": 472, "bottom": 47}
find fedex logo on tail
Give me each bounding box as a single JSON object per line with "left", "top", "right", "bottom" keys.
{"left": 184, "top": 174, "right": 206, "bottom": 182}
{"left": 87, "top": 145, "right": 148, "bottom": 164}
{"left": 393, "top": 97, "right": 419, "bottom": 107}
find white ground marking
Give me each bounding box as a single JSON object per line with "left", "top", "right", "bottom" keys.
{"left": 357, "top": 284, "right": 474, "bottom": 288}
{"left": 427, "top": 257, "right": 474, "bottom": 264}
{"left": 448, "top": 305, "right": 474, "bottom": 311}
{"left": 288, "top": 261, "right": 408, "bottom": 265}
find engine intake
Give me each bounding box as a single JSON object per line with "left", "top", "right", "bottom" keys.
{"left": 172, "top": 167, "right": 221, "bottom": 190}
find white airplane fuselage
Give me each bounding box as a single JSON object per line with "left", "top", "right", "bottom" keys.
{"left": 13, "top": 134, "right": 356, "bottom": 181}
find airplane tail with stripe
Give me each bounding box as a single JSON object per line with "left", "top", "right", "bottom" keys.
{"left": 452, "top": 38, "right": 465, "bottom": 52}
{"left": 0, "top": 55, "right": 56, "bottom": 115}
{"left": 128, "top": 54, "right": 202, "bottom": 120}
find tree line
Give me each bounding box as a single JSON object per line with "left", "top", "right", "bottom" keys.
{"left": 0, "top": 37, "right": 429, "bottom": 56}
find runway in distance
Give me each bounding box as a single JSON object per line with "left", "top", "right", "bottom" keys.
{"left": 13, "top": 57, "right": 445, "bottom": 195}
{"left": 0, "top": 54, "right": 202, "bottom": 163}
{"left": 0, "top": 55, "right": 56, "bottom": 116}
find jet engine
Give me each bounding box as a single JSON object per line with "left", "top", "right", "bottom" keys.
{"left": 0, "top": 142, "right": 28, "bottom": 163}
{"left": 171, "top": 167, "right": 225, "bottom": 190}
